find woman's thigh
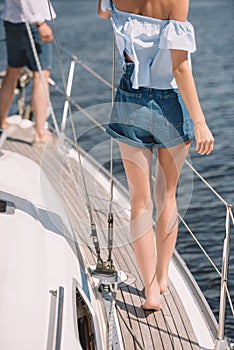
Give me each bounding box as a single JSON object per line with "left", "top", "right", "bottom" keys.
{"left": 155, "top": 141, "right": 191, "bottom": 200}
{"left": 119, "top": 142, "right": 153, "bottom": 205}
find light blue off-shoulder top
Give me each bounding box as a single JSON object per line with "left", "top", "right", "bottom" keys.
{"left": 101, "top": 0, "right": 196, "bottom": 89}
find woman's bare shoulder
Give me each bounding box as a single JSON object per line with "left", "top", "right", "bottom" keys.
{"left": 169, "top": 0, "right": 189, "bottom": 21}
{"left": 113, "top": 0, "right": 189, "bottom": 21}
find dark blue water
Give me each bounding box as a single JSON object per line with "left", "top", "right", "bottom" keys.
{"left": 0, "top": 0, "right": 233, "bottom": 342}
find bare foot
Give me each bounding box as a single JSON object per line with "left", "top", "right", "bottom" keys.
{"left": 0, "top": 122, "right": 18, "bottom": 136}
{"left": 1, "top": 121, "right": 11, "bottom": 130}
{"left": 141, "top": 300, "right": 161, "bottom": 311}
{"left": 33, "top": 130, "right": 53, "bottom": 145}
{"left": 141, "top": 281, "right": 162, "bottom": 311}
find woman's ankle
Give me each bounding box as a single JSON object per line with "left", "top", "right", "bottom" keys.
{"left": 156, "top": 267, "right": 169, "bottom": 293}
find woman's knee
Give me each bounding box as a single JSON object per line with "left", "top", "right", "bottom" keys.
{"left": 154, "top": 187, "right": 177, "bottom": 211}
{"left": 155, "top": 187, "right": 176, "bottom": 200}
{"left": 131, "top": 193, "right": 153, "bottom": 216}
{"left": 130, "top": 195, "right": 154, "bottom": 239}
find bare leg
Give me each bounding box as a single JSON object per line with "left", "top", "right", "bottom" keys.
{"left": 31, "top": 70, "right": 51, "bottom": 142}
{"left": 0, "top": 66, "right": 22, "bottom": 128}
{"left": 119, "top": 142, "right": 161, "bottom": 310}
{"left": 154, "top": 142, "right": 191, "bottom": 293}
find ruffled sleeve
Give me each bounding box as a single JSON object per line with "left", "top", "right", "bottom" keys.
{"left": 101, "top": 0, "right": 111, "bottom": 12}
{"left": 159, "top": 21, "right": 196, "bottom": 53}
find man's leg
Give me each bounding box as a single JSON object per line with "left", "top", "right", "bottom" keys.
{"left": 31, "top": 70, "right": 51, "bottom": 142}
{"left": 0, "top": 66, "right": 22, "bottom": 128}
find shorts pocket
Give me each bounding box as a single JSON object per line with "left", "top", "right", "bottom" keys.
{"left": 118, "top": 74, "right": 142, "bottom": 99}
{"left": 160, "top": 90, "right": 187, "bottom": 127}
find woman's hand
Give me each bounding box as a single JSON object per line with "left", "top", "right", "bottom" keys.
{"left": 194, "top": 121, "right": 214, "bottom": 155}
{"left": 37, "top": 22, "right": 53, "bottom": 43}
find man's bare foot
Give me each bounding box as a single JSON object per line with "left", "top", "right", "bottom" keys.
{"left": 33, "top": 130, "right": 53, "bottom": 145}
{"left": 141, "top": 280, "right": 162, "bottom": 311}
{"left": 0, "top": 122, "right": 18, "bottom": 136}
{"left": 1, "top": 121, "right": 11, "bottom": 130}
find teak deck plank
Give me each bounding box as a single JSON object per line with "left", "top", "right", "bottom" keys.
{"left": 2, "top": 129, "right": 201, "bottom": 349}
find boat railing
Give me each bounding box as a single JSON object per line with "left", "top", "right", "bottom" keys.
{"left": 49, "top": 51, "right": 233, "bottom": 349}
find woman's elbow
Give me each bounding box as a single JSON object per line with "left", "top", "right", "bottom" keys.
{"left": 98, "top": 8, "right": 111, "bottom": 19}
{"left": 99, "top": 12, "right": 110, "bottom": 19}
{"left": 172, "top": 60, "right": 191, "bottom": 77}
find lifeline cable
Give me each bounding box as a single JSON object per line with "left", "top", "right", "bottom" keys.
{"left": 107, "top": 35, "right": 116, "bottom": 271}
{"left": 46, "top": 0, "right": 103, "bottom": 266}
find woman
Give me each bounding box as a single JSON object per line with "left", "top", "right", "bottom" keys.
{"left": 98, "top": 0, "right": 214, "bottom": 310}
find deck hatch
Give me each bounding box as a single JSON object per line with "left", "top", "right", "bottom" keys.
{"left": 76, "top": 287, "right": 96, "bottom": 350}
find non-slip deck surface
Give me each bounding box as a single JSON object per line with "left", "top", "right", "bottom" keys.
{"left": 3, "top": 126, "right": 200, "bottom": 350}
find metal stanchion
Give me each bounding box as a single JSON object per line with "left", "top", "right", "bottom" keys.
{"left": 214, "top": 205, "right": 232, "bottom": 350}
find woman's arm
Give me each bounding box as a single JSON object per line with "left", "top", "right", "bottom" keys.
{"left": 170, "top": 0, "right": 214, "bottom": 155}
{"left": 98, "top": 0, "right": 111, "bottom": 19}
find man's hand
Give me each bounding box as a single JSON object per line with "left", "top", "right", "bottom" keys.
{"left": 37, "top": 22, "right": 53, "bottom": 43}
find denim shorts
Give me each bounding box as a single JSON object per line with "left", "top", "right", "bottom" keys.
{"left": 106, "top": 63, "right": 194, "bottom": 149}
{"left": 4, "top": 21, "right": 52, "bottom": 71}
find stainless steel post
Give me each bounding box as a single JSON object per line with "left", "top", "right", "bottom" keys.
{"left": 61, "top": 58, "right": 76, "bottom": 134}
{"left": 214, "top": 205, "right": 232, "bottom": 350}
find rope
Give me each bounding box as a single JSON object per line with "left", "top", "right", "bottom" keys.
{"left": 225, "top": 282, "right": 234, "bottom": 316}
{"left": 64, "top": 153, "right": 98, "bottom": 256}
{"left": 106, "top": 35, "right": 116, "bottom": 266}
{"left": 108, "top": 35, "right": 116, "bottom": 214}
{"left": 49, "top": 78, "right": 106, "bottom": 131}
{"left": 184, "top": 160, "right": 228, "bottom": 206}
{"left": 177, "top": 213, "right": 222, "bottom": 277}
{"left": 178, "top": 210, "right": 234, "bottom": 314}
{"left": 48, "top": 24, "right": 117, "bottom": 271}
{"left": 57, "top": 46, "right": 115, "bottom": 90}
{"left": 46, "top": 1, "right": 93, "bottom": 217}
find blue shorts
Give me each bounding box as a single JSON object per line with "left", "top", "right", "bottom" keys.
{"left": 106, "top": 63, "right": 194, "bottom": 149}
{"left": 4, "top": 21, "right": 52, "bottom": 71}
